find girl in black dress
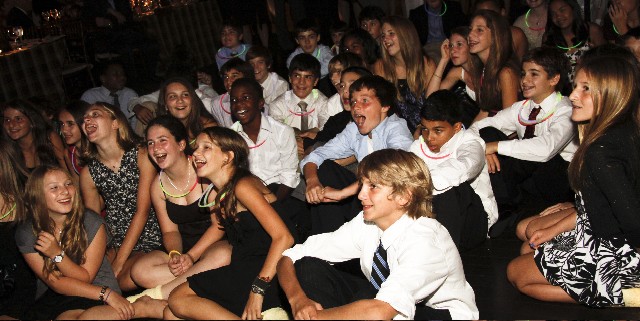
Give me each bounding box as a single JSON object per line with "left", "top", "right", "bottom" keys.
{"left": 127, "top": 116, "right": 231, "bottom": 302}
{"left": 166, "top": 127, "right": 294, "bottom": 320}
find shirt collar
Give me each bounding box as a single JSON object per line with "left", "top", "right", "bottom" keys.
{"left": 287, "top": 89, "right": 318, "bottom": 106}
{"left": 100, "top": 86, "right": 121, "bottom": 96}
{"left": 230, "top": 113, "right": 272, "bottom": 135}
{"left": 380, "top": 214, "right": 413, "bottom": 250}
{"left": 369, "top": 114, "right": 392, "bottom": 138}
{"left": 534, "top": 91, "right": 561, "bottom": 113}
{"left": 436, "top": 128, "right": 465, "bottom": 154}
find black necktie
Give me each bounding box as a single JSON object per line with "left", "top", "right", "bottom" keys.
{"left": 110, "top": 92, "right": 120, "bottom": 110}
{"left": 370, "top": 240, "right": 390, "bottom": 290}
{"left": 523, "top": 106, "right": 542, "bottom": 139}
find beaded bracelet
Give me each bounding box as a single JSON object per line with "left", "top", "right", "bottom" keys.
{"left": 99, "top": 285, "right": 108, "bottom": 302}
{"left": 251, "top": 276, "right": 271, "bottom": 296}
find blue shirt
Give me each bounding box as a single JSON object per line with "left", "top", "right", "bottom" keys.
{"left": 300, "top": 114, "right": 413, "bottom": 170}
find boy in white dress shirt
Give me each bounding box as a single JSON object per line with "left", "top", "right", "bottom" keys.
{"left": 410, "top": 90, "right": 498, "bottom": 249}
{"left": 286, "top": 19, "right": 334, "bottom": 78}
{"left": 270, "top": 53, "right": 329, "bottom": 133}
{"left": 228, "top": 78, "right": 299, "bottom": 201}
{"left": 207, "top": 58, "right": 255, "bottom": 128}
{"left": 81, "top": 62, "right": 138, "bottom": 128}
{"left": 469, "top": 47, "right": 578, "bottom": 233}
{"left": 245, "top": 45, "right": 289, "bottom": 106}
{"left": 277, "top": 149, "right": 479, "bottom": 320}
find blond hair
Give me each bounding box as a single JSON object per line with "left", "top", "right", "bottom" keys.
{"left": 357, "top": 149, "right": 434, "bottom": 219}
{"left": 568, "top": 57, "right": 640, "bottom": 190}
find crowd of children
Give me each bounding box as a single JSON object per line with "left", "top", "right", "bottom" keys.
{"left": 2, "top": 1, "right": 640, "bottom": 319}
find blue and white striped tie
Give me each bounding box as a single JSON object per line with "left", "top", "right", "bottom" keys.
{"left": 370, "top": 240, "right": 390, "bottom": 290}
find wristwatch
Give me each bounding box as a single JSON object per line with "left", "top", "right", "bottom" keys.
{"left": 52, "top": 250, "right": 65, "bottom": 263}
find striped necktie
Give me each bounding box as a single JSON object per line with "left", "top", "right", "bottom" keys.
{"left": 370, "top": 240, "right": 390, "bottom": 290}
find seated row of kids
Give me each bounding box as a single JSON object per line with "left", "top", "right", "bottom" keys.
{"left": 2, "top": 41, "right": 593, "bottom": 319}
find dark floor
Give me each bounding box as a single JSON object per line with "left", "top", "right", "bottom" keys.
{"left": 463, "top": 235, "right": 640, "bottom": 319}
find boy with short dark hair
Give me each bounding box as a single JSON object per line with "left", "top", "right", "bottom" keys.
{"left": 207, "top": 58, "right": 255, "bottom": 128}
{"left": 470, "top": 47, "right": 578, "bottom": 236}
{"left": 300, "top": 75, "right": 413, "bottom": 234}
{"left": 229, "top": 78, "right": 298, "bottom": 201}
{"left": 270, "top": 53, "right": 329, "bottom": 136}
{"left": 359, "top": 5, "right": 385, "bottom": 42}
{"left": 245, "top": 45, "right": 289, "bottom": 105}
{"left": 215, "top": 20, "right": 251, "bottom": 70}
{"left": 410, "top": 90, "right": 498, "bottom": 249}
{"left": 287, "top": 19, "right": 334, "bottom": 78}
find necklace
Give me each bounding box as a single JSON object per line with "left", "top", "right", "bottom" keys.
{"left": 198, "top": 184, "right": 228, "bottom": 208}
{"left": 159, "top": 158, "right": 197, "bottom": 198}
{"left": 556, "top": 40, "right": 583, "bottom": 51}
{"left": 517, "top": 92, "right": 561, "bottom": 126}
{"left": 216, "top": 44, "right": 247, "bottom": 60}
{"left": 0, "top": 203, "right": 16, "bottom": 220}
{"left": 219, "top": 93, "right": 232, "bottom": 114}
{"left": 419, "top": 136, "right": 451, "bottom": 160}
{"left": 70, "top": 146, "right": 81, "bottom": 175}
{"left": 525, "top": 9, "right": 545, "bottom": 31}
{"left": 249, "top": 138, "right": 267, "bottom": 149}
{"left": 314, "top": 47, "right": 322, "bottom": 59}
{"left": 424, "top": 1, "right": 447, "bottom": 16}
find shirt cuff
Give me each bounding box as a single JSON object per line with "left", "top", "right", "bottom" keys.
{"left": 282, "top": 244, "right": 306, "bottom": 264}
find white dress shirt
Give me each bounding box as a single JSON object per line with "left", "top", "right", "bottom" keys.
{"left": 326, "top": 93, "right": 344, "bottom": 117}
{"left": 261, "top": 72, "right": 289, "bottom": 106}
{"left": 469, "top": 92, "right": 578, "bottom": 162}
{"left": 230, "top": 115, "right": 300, "bottom": 188}
{"left": 207, "top": 93, "right": 234, "bottom": 128}
{"left": 286, "top": 44, "right": 334, "bottom": 78}
{"left": 283, "top": 213, "right": 479, "bottom": 320}
{"left": 81, "top": 86, "right": 138, "bottom": 128}
{"left": 269, "top": 89, "right": 329, "bottom": 131}
{"left": 410, "top": 129, "right": 499, "bottom": 226}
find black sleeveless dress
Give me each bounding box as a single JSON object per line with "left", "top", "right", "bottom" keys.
{"left": 165, "top": 185, "right": 211, "bottom": 253}
{"left": 187, "top": 201, "right": 294, "bottom": 316}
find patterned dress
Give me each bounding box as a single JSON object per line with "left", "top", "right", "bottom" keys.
{"left": 396, "top": 79, "right": 427, "bottom": 133}
{"left": 535, "top": 195, "right": 640, "bottom": 307}
{"left": 88, "top": 147, "right": 161, "bottom": 252}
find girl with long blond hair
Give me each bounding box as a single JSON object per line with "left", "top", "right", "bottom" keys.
{"left": 507, "top": 56, "right": 640, "bottom": 307}
{"left": 373, "top": 15, "right": 436, "bottom": 133}
{"left": 79, "top": 102, "right": 161, "bottom": 292}
{"left": 15, "top": 165, "right": 166, "bottom": 319}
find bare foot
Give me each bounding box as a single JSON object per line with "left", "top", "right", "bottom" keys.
{"left": 133, "top": 296, "right": 168, "bottom": 319}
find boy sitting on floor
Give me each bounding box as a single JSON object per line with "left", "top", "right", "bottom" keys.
{"left": 300, "top": 75, "right": 413, "bottom": 235}
{"left": 277, "top": 149, "right": 479, "bottom": 320}
{"left": 469, "top": 47, "right": 578, "bottom": 235}
{"left": 410, "top": 90, "right": 498, "bottom": 249}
